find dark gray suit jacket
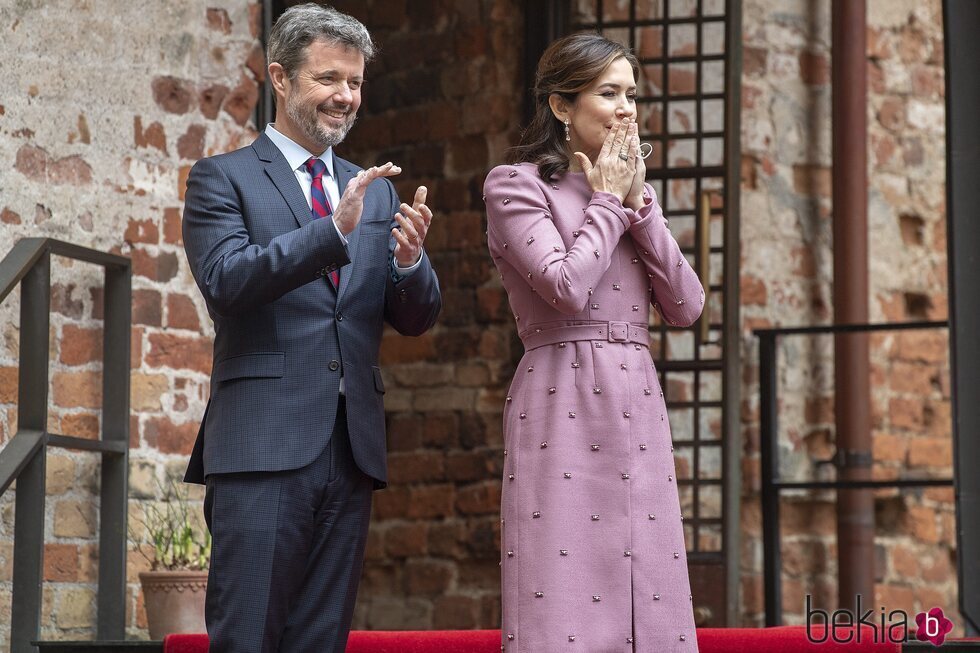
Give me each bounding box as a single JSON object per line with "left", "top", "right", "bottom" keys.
{"left": 181, "top": 132, "right": 440, "bottom": 488}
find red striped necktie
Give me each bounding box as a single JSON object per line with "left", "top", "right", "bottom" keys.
{"left": 305, "top": 157, "right": 340, "bottom": 288}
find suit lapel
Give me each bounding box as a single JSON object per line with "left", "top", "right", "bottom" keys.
{"left": 253, "top": 133, "right": 314, "bottom": 230}
{"left": 333, "top": 154, "right": 361, "bottom": 303}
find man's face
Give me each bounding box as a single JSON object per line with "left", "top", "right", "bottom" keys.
{"left": 280, "top": 39, "right": 364, "bottom": 151}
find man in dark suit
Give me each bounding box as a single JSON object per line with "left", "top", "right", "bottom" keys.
{"left": 180, "top": 4, "right": 441, "bottom": 651}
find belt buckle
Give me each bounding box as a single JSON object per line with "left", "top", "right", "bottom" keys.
{"left": 608, "top": 321, "right": 629, "bottom": 342}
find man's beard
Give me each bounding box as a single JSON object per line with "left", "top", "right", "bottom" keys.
{"left": 286, "top": 92, "right": 357, "bottom": 150}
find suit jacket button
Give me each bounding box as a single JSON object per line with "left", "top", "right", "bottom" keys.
{"left": 328, "top": 360, "right": 340, "bottom": 371}
{"left": 336, "top": 312, "right": 344, "bottom": 321}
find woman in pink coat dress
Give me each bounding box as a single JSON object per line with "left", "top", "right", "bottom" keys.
{"left": 485, "top": 33, "right": 704, "bottom": 652}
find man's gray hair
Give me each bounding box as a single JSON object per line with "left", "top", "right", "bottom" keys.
{"left": 267, "top": 3, "right": 375, "bottom": 79}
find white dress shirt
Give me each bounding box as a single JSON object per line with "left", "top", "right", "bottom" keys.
{"left": 264, "top": 124, "right": 422, "bottom": 275}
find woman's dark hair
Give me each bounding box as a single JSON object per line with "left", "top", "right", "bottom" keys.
{"left": 509, "top": 32, "right": 639, "bottom": 182}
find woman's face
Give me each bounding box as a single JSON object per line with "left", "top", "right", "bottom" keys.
{"left": 562, "top": 56, "right": 637, "bottom": 161}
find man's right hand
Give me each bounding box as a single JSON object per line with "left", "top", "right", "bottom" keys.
{"left": 333, "top": 162, "right": 402, "bottom": 236}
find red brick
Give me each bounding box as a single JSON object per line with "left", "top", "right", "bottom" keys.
{"left": 893, "top": 331, "right": 947, "bottom": 364}
{"left": 60, "top": 325, "right": 102, "bottom": 366}
{"left": 177, "top": 124, "right": 206, "bottom": 160}
{"left": 14, "top": 144, "right": 48, "bottom": 181}
{"left": 144, "top": 416, "right": 198, "bottom": 454}
{"left": 792, "top": 164, "right": 832, "bottom": 198}
{"left": 61, "top": 413, "right": 100, "bottom": 439}
{"left": 166, "top": 293, "right": 200, "bottom": 331}
{"left": 133, "top": 288, "right": 163, "bottom": 327}
{"left": 380, "top": 331, "right": 435, "bottom": 363}
{"left": 178, "top": 165, "right": 192, "bottom": 201}
{"left": 0, "top": 366, "right": 17, "bottom": 403}
{"left": 52, "top": 283, "right": 85, "bottom": 318}
{"left": 889, "top": 397, "right": 923, "bottom": 430}
{"left": 799, "top": 51, "right": 829, "bottom": 85}
{"left": 198, "top": 84, "right": 229, "bottom": 120}
{"left": 873, "top": 432, "right": 907, "bottom": 464}
{"left": 384, "top": 522, "right": 428, "bottom": 558}
{"left": 406, "top": 484, "right": 455, "bottom": 519}
{"left": 163, "top": 207, "right": 183, "bottom": 245}
{"left": 372, "top": 486, "right": 409, "bottom": 520}
{"left": 248, "top": 3, "right": 262, "bottom": 38}
{"left": 456, "top": 481, "right": 499, "bottom": 515}
{"left": 877, "top": 97, "right": 905, "bottom": 131}
{"left": 889, "top": 361, "right": 939, "bottom": 394}
{"left": 432, "top": 594, "right": 479, "bottom": 629}
{"left": 781, "top": 500, "right": 836, "bottom": 537}
{"left": 743, "top": 46, "right": 767, "bottom": 77}
{"left": 134, "top": 116, "right": 167, "bottom": 153}
{"left": 222, "top": 74, "right": 258, "bottom": 127}
{"left": 387, "top": 451, "right": 445, "bottom": 484}
{"left": 131, "top": 248, "right": 179, "bottom": 282}
{"left": 890, "top": 546, "right": 919, "bottom": 578}
{"left": 907, "top": 437, "right": 952, "bottom": 468}
{"left": 52, "top": 371, "right": 102, "bottom": 409}
{"left": 741, "top": 275, "right": 768, "bottom": 306}
{"left": 132, "top": 326, "right": 144, "bottom": 370}
{"left": 405, "top": 559, "right": 453, "bottom": 595}
{"left": 206, "top": 7, "right": 231, "bottom": 33}
{"left": 44, "top": 543, "right": 79, "bottom": 582}
{"left": 1, "top": 207, "right": 22, "bottom": 224}
{"left": 146, "top": 333, "right": 212, "bottom": 374}
{"left": 906, "top": 505, "right": 940, "bottom": 544}
{"left": 152, "top": 76, "right": 195, "bottom": 114}
{"left": 246, "top": 43, "right": 266, "bottom": 82}
{"left": 124, "top": 218, "right": 159, "bottom": 245}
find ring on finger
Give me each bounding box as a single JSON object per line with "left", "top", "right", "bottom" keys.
{"left": 618, "top": 151, "right": 630, "bottom": 161}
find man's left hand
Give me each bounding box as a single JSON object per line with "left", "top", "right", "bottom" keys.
{"left": 392, "top": 186, "right": 432, "bottom": 268}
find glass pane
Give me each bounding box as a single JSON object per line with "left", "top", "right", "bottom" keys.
{"left": 602, "top": 0, "right": 631, "bottom": 22}
{"left": 702, "top": 60, "right": 725, "bottom": 94}
{"left": 698, "top": 444, "right": 722, "bottom": 480}
{"left": 667, "top": 100, "right": 698, "bottom": 134}
{"left": 699, "top": 484, "right": 722, "bottom": 518}
{"left": 572, "top": 0, "right": 598, "bottom": 24}
{"left": 636, "top": 25, "right": 664, "bottom": 60}
{"left": 699, "top": 524, "right": 722, "bottom": 551}
{"left": 667, "top": 329, "right": 695, "bottom": 359}
{"left": 667, "top": 138, "right": 697, "bottom": 168}
{"left": 668, "top": 23, "right": 697, "bottom": 57}
{"left": 699, "top": 407, "right": 723, "bottom": 441}
{"left": 703, "top": 136, "right": 724, "bottom": 166}
{"left": 667, "top": 214, "right": 695, "bottom": 247}
{"left": 668, "top": 0, "right": 698, "bottom": 19}
{"left": 702, "top": 20, "right": 726, "bottom": 55}
{"left": 636, "top": 0, "right": 664, "bottom": 20}
{"left": 699, "top": 372, "right": 722, "bottom": 402}
{"left": 703, "top": 99, "right": 725, "bottom": 132}
{"left": 673, "top": 445, "right": 693, "bottom": 481}
{"left": 642, "top": 64, "right": 664, "bottom": 96}
{"left": 666, "top": 371, "right": 695, "bottom": 401}
{"left": 668, "top": 63, "right": 698, "bottom": 96}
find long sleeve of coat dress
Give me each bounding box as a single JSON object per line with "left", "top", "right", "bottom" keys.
{"left": 627, "top": 183, "right": 705, "bottom": 327}
{"left": 484, "top": 164, "right": 632, "bottom": 317}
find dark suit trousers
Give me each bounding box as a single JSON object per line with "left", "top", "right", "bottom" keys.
{"left": 203, "top": 400, "right": 373, "bottom": 653}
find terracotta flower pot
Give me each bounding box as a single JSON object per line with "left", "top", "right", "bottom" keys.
{"left": 139, "top": 569, "right": 208, "bottom": 639}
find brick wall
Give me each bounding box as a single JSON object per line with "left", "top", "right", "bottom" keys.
{"left": 319, "top": 0, "right": 525, "bottom": 630}
{"left": 0, "top": 0, "right": 264, "bottom": 645}
{"left": 0, "top": 0, "right": 958, "bottom": 645}
{"left": 738, "top": 0, "right": 956, "bottom": 631}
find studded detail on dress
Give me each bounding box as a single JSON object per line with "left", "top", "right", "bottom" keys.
{"left": 485, "top": 163, "right": 703, "bottom": 651}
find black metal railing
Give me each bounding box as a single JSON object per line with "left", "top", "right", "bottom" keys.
{"left": 755, "top": 320, "right": 953, "bottom": 626}
{"left": 0, "top": 238, "right": 131, "bottom": 653}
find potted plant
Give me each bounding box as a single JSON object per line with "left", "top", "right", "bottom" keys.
{"left": 132, "top": 477, "right": 211, "bottom": 640}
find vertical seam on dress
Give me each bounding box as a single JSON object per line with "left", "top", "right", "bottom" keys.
{"left": 624, "top": 340, "right": 636, "bottom": 653}
{"left": 512, "top": 364, "right": 532, "bottom": 653}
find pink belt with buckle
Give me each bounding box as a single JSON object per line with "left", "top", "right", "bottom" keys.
{"left": 521, "top": 321, "right": 650, "bottom": 351}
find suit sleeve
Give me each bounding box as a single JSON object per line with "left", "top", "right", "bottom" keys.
{"left": 626, "top": 183, "right": 704, "bottom": 326}
{"left": 181, "top": 156, "right": 350, "bottom": 317}
{"left": 484, "top": 165, "right": 630, "bottom": 315}
{"left": 383, "top": 178, "right": 442, "bottom": 336}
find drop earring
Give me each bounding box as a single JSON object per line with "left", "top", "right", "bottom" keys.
{"left": 564, "top": 119, "right": 570, "bottom": 142}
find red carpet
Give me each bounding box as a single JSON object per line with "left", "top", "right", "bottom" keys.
{"left": 163, "top": 626, "right": 909, "bottom": 652}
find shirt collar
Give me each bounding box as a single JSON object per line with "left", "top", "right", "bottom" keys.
{"left": 265, "top": 123, "right": 335, "bottom": 178}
